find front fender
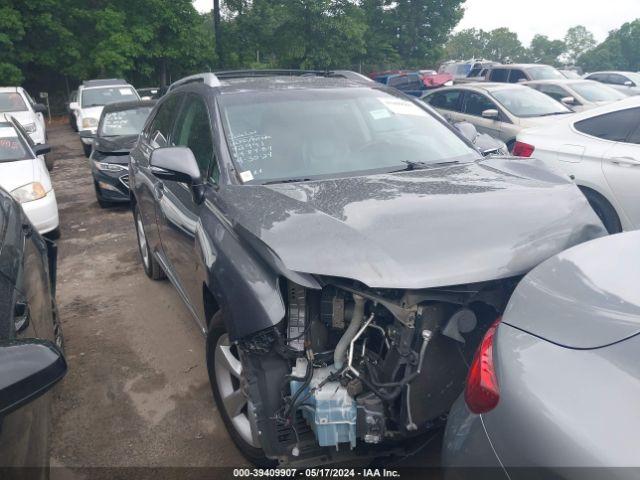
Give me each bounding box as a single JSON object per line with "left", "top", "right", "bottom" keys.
{"left": 199, "top": 203, "right": 286, "bottom": 340}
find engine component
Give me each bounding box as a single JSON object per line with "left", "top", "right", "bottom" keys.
{"left": 288, "top": 283, "right": 307, "bottom": 351}
{"left": 290, "top": 358, "right": 357, "bottom": 449}
{"left": 442, "top": 308, "right": 477, "bottom": 343}
{"left": 334, "top": 294, "right": 365, "bottom": 369}
{"left": 356, "top": 393, "right": 386, "bottom": 444}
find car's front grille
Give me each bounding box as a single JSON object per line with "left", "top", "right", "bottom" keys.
{"left": 119, "top": 174, "right": 130, "bottom": 189}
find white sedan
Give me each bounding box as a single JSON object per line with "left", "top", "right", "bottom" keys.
{"left": 516, "top": 96, "right": 640, "bottom": 233}
{"left": 0, "top": 118, "right": 59, "bottom": 237}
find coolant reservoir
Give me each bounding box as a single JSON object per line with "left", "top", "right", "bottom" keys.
{"left": 290, "top": 359, "right": 357, "bottom": 449}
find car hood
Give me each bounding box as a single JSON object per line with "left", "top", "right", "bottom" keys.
{"left": 0, "top": 111, "right": 34, "bottom": 127}
{"left": 220, "top": 157, "right": 606, "bottom": 289}
{"left": 80, "top": 106, "right": 104, "bottom": 122}
{"left": 0, "top": 158, "right": 51, "bottom": 193}
{"left": 503, "top": 231, "right": 640, "bottom": 349}
{"left": 94, "top": 135, "right": 137, "bottom": 158}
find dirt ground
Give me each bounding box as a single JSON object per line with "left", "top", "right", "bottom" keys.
{"left": 47, "top": 123, "right": 246, "bottom": 473}
{"left": 45, "top": 122, "right": 441, "bottom": 476}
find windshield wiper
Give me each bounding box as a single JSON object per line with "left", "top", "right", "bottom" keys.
{"left": 262, "top": 177, "right": 311, "bottom": 185}
{"left": 394, "top": 160, "right": 461, "bottom": 172}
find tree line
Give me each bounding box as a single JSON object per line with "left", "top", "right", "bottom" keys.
{"left": 445, "top": 20, "right": 640, "bottom": 72}
{"left": 1, "top": 0, "right": 640, "bottom": 112}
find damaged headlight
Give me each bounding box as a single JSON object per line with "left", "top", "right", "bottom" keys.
{"left": 11, "top": 182, "right": 47, "bottom": 203}
{"left": 93, "top": 161, "right": 126, "bottom": 172}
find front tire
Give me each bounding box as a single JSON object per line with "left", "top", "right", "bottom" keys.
{"left": 580, "top": 187, "right": 622, "bottom": 234}
{"left": 133, "top": 204, "right": 165, "bottom": 280}
{"left": 206, "top": 316, "right": 273, "bottom": 466}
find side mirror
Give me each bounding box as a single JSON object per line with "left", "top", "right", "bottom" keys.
{"left": 34, "top": 143, "right": 51, "bottom": 156}
{"left": 0, "top": 340, "right": 67, "bottom": 417}
{"left": 150, "top": 147, "right": 205, "bottom": 203}
{"left": 33, "top": 103, "right": 47, "bottom": 114}
{"left": 79, "top": 130, "right": 96, "bottom": 139}
{"left": 482, "top": 109, "right": 499, "bottom": 120}
{"left": 69, "top": 102, "right": 79, "bottom": 111}
{"left": 454, "top": 122, "right": 479, "bottom": 142}
{"left": 561, "top": 96, "right": 577, "bottom": 105}
{"left": 624, "top": 81, "right": 634, "bottom": 87}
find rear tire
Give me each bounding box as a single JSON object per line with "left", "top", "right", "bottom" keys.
{"left": 206, "top": 314, "right": 274, "bottom": 467}
{"left": 580, "top": 187, "right": 622, "bottom": 234}
{"left": 133, "top": 204, "right": 165, "bottom": 280}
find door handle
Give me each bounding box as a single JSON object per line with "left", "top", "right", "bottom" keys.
{"left": 153, "top": 182, "right": 165, "bottom": 200}
{"left": 609, "top": 156, "right": 640, "bottom": 167}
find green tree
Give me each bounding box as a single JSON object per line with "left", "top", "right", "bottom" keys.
{"left": 578, "top": 20, "right": 640, "bottom": 72}
{"left": 483, "top": 28, "right": 525, "bottom": 63}
{"left": 528, "top": 35, "right": 566, "bottom": 66}
{"left": 564, "top": 25, "right": 596, "bottom": 65}
{"left": 393, "top": 0, "right": 465, "bottom": 67}
{"left": 444, "top": 28, "right": 489, "bottom": 60}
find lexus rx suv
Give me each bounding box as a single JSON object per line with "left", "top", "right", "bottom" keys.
{"left": 129, "top": 70, "right": 606, "bottom": 466}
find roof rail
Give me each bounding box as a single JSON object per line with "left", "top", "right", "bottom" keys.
{"left": 82, "top": 78, "right": 128, "bottom": 88}
{"left": 214, "top": 69, "right": 330, "bottom": 79}
{"left": 168, "top": 73, "right": 221, "bottom": 92}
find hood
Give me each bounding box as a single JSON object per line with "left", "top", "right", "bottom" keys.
{"left": 503, "top": 231, "right": 640, "bottom": 349}
{"left": 0, "top": 157, "right": 51, "bottom": 193}
{"left": 0, "top": 111, "right": 35, "bottom": 127}
{"left": 220, "top": 158, "right": 606, "bottom": 289}
{"left": 94, "top": 135, "right": 138, "bottom": 156}
{"left": 79, "top": 106, "right": 104, "bottom": 122}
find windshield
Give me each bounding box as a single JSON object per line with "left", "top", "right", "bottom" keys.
{"left": 571, "top": 82, "right": 626, "bottom": 102}
{"left": 99, "top": 106, "right": 153, "bottom": 137}
{"left": 218, "top": 88, "right": 478, "bottom": 184}
{"left": 527, "top": 66, "right": 565, "bottom": 81}
{"left": 0, "top": 127, "right": 30, "bottom": 162}
{"left": 81, "top": 86, "right": 138, "bottom": 108}
{"left": 0, "top": 93, "right": 27, "bottom": 112}
{"left": 492, "top": 87, "right": 571, "bottom": 117}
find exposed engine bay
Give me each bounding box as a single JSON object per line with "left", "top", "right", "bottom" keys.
{"left": 239, "top": 277, "right": 518, "bottom": 465}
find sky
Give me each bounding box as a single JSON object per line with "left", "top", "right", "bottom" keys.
{"left": 193, "top": 0, "right": 640, "bottom": 46}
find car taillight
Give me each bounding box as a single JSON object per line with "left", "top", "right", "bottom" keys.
{"left": 465, "top": 318, "right": 501, "bottom": 414}
{"left": 512, "top": 141, "right": 535, "bottom": 157}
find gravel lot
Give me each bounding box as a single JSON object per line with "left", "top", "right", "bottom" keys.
{"left": 44, "top": 121, "right": 441, "bottom": 476}
{"left": 46, "top": 122, "right": 246, "bottom": 474}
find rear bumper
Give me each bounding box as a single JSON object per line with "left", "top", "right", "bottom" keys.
{"left": 21, "top": 189, "right": 60, "bottom": 234}
{"left": 442, "top": 395, "right": 507, "bottom": 476}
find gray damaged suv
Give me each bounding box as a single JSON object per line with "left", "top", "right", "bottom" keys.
{"left": 128, "top": 70, "right": 606, "bottom": 466}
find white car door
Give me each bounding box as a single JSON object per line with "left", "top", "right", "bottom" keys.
{"left": 458, "top": 91, "right": 503, "bottom": 140}
{"left": 602, "top": 138, "right": 640, "bottom": 229}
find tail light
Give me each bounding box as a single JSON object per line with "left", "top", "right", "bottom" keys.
{"left": 512, "top": 141, "right": 535, "bottom": 157}
{"left": 465, "top": 318, "right": 501, "bottom": 414}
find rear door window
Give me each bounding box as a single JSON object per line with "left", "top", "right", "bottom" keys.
{"left": 536, "top": 84, "right": 571, "bottom": 102}
{"left": 489, "top": 69, "right": 509, "bottom": 82}
{"left": 426, "top": 90, "right": 463, "bottom": 112}
{"left": 574, "top": 108, "right": 640, "bottom": 142}
{"left": 463, "top": 92, "right": 499, "bottom": 117}
{"left": 508, "top": 70, "right": 527, "bottom": 83}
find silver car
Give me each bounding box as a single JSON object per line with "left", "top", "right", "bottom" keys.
{"left": 584, "top": 71, "right": 640, "bottom": 96}
{"left": 442, "top": 230, "right": 640, "bottom": 476}
{"left": 524, "top": 79, "right": 626, "bottom": 112}
{"left": 422, "top": 83, "right": 573, "bottom": 150}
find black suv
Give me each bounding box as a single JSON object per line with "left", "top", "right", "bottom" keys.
{"left": 129, "top": 70, "right": 605, "bottom": 466}
{"left": 0, "top": 187, "right": 66, "bottom": 471}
